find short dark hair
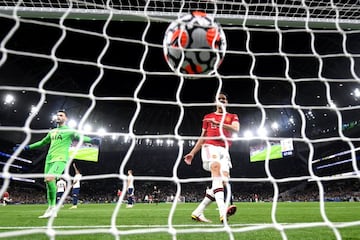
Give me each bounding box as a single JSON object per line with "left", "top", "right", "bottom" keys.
{"left": 219, "top": 92, "right": 228, "bottom": 99}
{"left": 57, "top": 109, "right": 67, "bottom": 116}
{"left": 215, "top": 92, "right": 229, "bottom": 101}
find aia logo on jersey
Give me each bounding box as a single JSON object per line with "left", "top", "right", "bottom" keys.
{"left": 51, "top": 130, "right": 63, "bottom": 141}
{"left": 51, "top": 135, "right": 63, "bottom": 141}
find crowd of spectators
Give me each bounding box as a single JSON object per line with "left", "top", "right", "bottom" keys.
{"left": 2, "top": 178, "right": 359, "bottom": 205}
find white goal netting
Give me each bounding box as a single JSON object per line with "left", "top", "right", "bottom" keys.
{"left": 1, "top": 0, "right": 360, "bottom": 239}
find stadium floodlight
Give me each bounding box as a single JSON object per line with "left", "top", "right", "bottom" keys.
{"left": 271, "top": 122, "right": 279, "bottom": 131}
{"left": 166, "top": 139, "right": 174, "bottom": 147}
{"left": 353, "top": 88, "right": 360, "bottom": 98}
{"left": 96, "top": 128, "right": 106, "bottom": 137}
{"left": 243, "top": 130, "right": 253, "bottom": 139}
{"left": 123, "top": 135, "right": 130, "bottom": 143}
{"left": 68, "top": 119, "right": 77, "bottom": 128}
{"left": 3, "top": 94, "right": 14, "bottom": 105}
{"left": 257, "top": 128, "right": 267, "bottom": 138}
{"left": 29, "top": 105, "right": 38, "bottom": 115}
{"left": 82, "top": 124, "right": 92, "bottom": 133}
{"left": 111, "top": 134, "right": 119, "bottom": 140}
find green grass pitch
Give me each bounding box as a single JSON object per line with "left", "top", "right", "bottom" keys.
{"left": 250, "top": 145, "right": 282, "bottom": 162}
{"left": 0, "top": 202, "right": 359, "bottom": 240}
{"left": 69, "top": 147, "right": 99, "bottom": 162}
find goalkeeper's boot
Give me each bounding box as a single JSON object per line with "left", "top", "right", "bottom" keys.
{"left": 38, "top": 207, "right": 57, "bottom": 218}
{"left": 191, "top": 213, "right": 212, "bottom": 223}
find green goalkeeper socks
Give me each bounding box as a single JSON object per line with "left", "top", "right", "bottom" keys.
{"left": 46, "top": 181, "right": 57, "bottom": 206}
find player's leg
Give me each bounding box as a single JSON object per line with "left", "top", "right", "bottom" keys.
{"left": 192, "top": 145, "right": 226, "bottom": 222}
{"left": 190, "top": 146, "right": 216, "bottom": 222}
{"left": 3, "top": 197, "right": 10, "bottom": 206}
{"left": 221, "top": 151, "right": 237, "bottom": 221}
{"left": 191, "top": 187, "right": 214, "bottom": 223}
{"left": 46, "top": 180, "right": 56, "bottom": 207}
{"left": 48, "top": 162, "right": 66, "bottom": 207}
{"left": 56, "top": 192, "right": 63, "bottom": 205}
{"left": 39, "top": 162, "right": 66, "bottom": 218}
{"left": 39, "top": 162, "right": 55, "bottom": 218}
{"left": 70, "top": 188, "right": 80, "bottom": 208}
{"left": 210, "top": 161, "right": 227, "bottom": 222}
{"left": 60, "top": 192, "right": 65, "bottom": 207}
{"left": 126, "top": 188, "right": 134, "bottom": 208}
{"left": 56, "top": 192, "right": 60, "bottom": 204}
{"left": 223, "top": 181, "right": 237, "bottom": 219}
{"left": 224, "top": 182, "right": 233, "bottom": 205}
{"left": 198, "top": 145, "right": 226, "bottom": 223}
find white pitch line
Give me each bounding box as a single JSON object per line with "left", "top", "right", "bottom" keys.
{"left": 0, "top": 222, "right": 355, "bottom": 230}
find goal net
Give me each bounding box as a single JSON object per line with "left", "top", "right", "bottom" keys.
{"left": 1, "top": 0, "right": 360, "bottom": 239}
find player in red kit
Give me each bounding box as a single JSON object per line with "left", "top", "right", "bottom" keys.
{"left": 2, "top": 191, "right": 11, "bottom": 206}
{"left": 184, "top": 92, "right": 239, "bottom": 224}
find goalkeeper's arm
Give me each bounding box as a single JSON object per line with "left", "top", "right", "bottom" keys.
{"left": 90, "top": 137, "right": 101, "bottom": 145}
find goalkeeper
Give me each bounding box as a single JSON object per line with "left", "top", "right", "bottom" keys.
{"left": 13, "top": 109, "right": 100, "bottom": 219}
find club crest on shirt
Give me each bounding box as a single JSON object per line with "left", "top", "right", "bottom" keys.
{"left": 211, "top": 154, "right": 217, "bottom": 159}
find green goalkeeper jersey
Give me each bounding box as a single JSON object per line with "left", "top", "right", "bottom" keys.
{"left": 29, "top": 125, "right": 91, "bottom": 163}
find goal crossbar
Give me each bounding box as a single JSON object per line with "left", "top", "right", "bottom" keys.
{"left": 1, "top": 0, "right": 360, "bottom": 29}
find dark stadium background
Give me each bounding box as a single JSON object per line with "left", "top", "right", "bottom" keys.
{"left": 1, "top": 16, "right": 360, "bottom": 198}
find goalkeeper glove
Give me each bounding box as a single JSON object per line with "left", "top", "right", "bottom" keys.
{"left": 90, "top": 137, "right": 101, "bottom": 146}
{"left": 13, "top": 144, "right": 30, "bottom": 152}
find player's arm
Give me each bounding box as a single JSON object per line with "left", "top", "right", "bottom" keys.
{"left": 74, "top": 131, "right": 101, "bottom": 145}
{"left": 73, "top": 132, "right": 92, "bottom": 143}
{"left": 71, "top": 163, "right": 81, "bottom": 186}
{"left": 208, "top": 116, "right": 240, "bottom": 133}
{"left": 73, "top": 163, "right": 79, "bottom": 172}
{"left": 30, "top": 133, "right": 52, "bottom": 149}
{"left": 223, "top": 120, "right": 239, "bottom": 133}
{"left": 184, "top": 129, "right": 206, "bottom": 165}
{"left": 14, "top": 133, "right": 51, "bottom": 151}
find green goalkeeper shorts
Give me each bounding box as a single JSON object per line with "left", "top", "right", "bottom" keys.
{"left": 44, "top": 161, "right": 66, "bottom": 178}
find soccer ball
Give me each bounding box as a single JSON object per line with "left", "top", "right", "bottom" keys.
{"left": 163, "top": 11, "right": 227, "bottom": 75}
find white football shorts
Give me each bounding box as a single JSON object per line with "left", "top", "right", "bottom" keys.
{"left": 201, "top": 144, "right": 232, "bottom": 174}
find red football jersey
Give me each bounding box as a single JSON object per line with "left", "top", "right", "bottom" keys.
{"left": 202, "top": 112, "right": 239, "bottom": 147}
